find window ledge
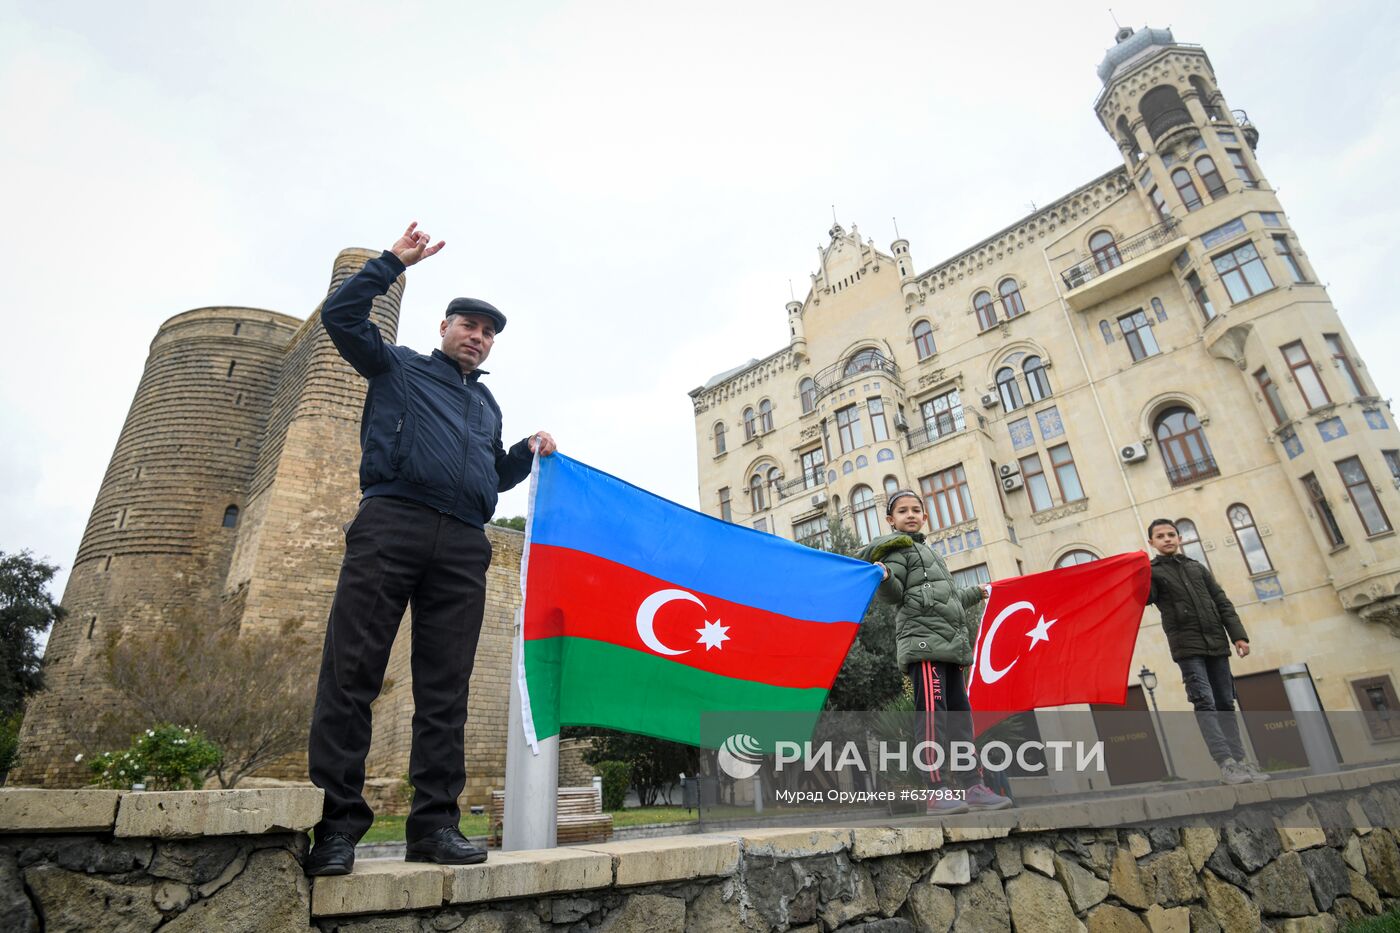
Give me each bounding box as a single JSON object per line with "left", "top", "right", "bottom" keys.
{"left": 713, "top": 451, "right": 728, "bottom": 461}
{"left": 1225, "top": 284, "right": 1281, "bottom": 310}
{"left": 1365, "top": 531, "right": 1397, "bottom": 543}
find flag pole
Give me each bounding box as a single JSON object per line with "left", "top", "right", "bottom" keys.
{"left": 503, "top": 445, "right": 559, "bottom": 851}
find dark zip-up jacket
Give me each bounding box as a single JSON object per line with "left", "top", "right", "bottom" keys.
{"left": 321, "top": 251, "right": 532, "bottom": 527}
{"left": 1147, "top": 552, "right": 1248, "bottom": 661}
{"left": 857, "top": 532, "right": 986, "bottom": 667}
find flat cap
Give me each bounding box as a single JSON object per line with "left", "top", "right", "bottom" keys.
{"left": 445, "top": 297, "right": 506, "bottom": 333}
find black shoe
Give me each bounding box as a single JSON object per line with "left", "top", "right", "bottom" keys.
{"left": 305, "top": 831, "right": 356, "bottom": 876}
{"left": 405, "top": 826, "right": 488, "bottom": 865}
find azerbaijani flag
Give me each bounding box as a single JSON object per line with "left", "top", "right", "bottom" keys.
{"left": 518, "top": 453, "right": 882, "bottom": 749}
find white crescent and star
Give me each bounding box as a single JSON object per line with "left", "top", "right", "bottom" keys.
{"left": 635, "top": 589, "right": 730, "bottom": 655}
{"left": 977, "top": 600, "right": 1058, "bottom": 685}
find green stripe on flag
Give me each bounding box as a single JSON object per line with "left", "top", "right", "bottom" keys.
{"left": 524, "top": 637, "right": 829, "bottom": 747}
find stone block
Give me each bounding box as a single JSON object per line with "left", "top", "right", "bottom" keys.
{"left": 311, "top": 860, "right": 444, "bottom": 917}
{"left": 850, "top": 827, "right": 905, "bottom": 859}
{"left": 1230, "top": 781, "right": 1274, "bottom": 806}
{"left": 1174, "top": 785, "right": 1235, "bottom": 816}
{"left": 1143, "top": 904, "right": 1189, "bottom": 933}
{"left": 1266, "top": 777, "right": 1312, "bottom": 802}
{"left": 737, "top": 827, "right": 850, "bottom": 858}
{"left": 1201, "top": 869, "right": 1260, "bottom": 933}
{"left": 1141, "top": 792, "right": 1200, "bottom": 822}
{"left": 575, "top": 834, "right": 738, "bottom": 886}
{"left": 1301, "top": 773, "right": 1345, "bottom": 796}
{"left": 932, "top": 849, "right": 971, "bottom": 885}
{"left": 1006, "top": 870, "right": 1084, "bottom": 933}
{"left": 817, "top": 863, "right": 879, "bottom": 930}
{"left": 1250, "top": 851, "right": 1319, "bottom": 917}
{"left": 23, "top": 864, "right": 162, "bottom": 932}
{"left": 1023, "top": 841, "right": 1056, "bottom": 876}
{"left": 1180, "top": 825, "right": 1218, "bottom": 871}
{"left": 0, "top": 789, "right": 121, "bottom": 833}
{"left": 1347, "top": 869, "right": 1382, "bottom": 913}
{"left": 162, "top": 848, "right": 310, "bottom": 932}
{"left": 1346, "top": 799, "right": 1374, "bottom": 835}
{"left": 1142, "top": 848, "right": 1200, "bottom": 906}
{"left": 1270, "top": 917, "right": 1339, "bottom": 933}
{"left": 943, "top": 816, "right": 1012, "bottom": 843}
{"left": 896, "top": 825, "right": 944, "bottom": 854}
{"left": 872, "top": 854, "right": 925, "bottom": 917}
{"left": 1301, "top": 847, "right": 1352, "bottom": 912}
{"left": 1109, "top": 847, "right": 1151, "bottom": 909}
{"left": 1125, "top": 831, "right": 1151, "bottom": 858}
{"left": 994, "top": 840, "right": 1022, "bottom": 877}
{"left": 906, "top": 880, "right": 955, "bottom": 933}
{"left": 1084, "top": 796, "right": 1148, "bottom": 828}
{"left": 1086, "top": 904, "right": 1148, "bottom": 933}
{"left": 1055, "top": 853, "right": 1108, "bottom": 912}
{"left": 598, "top": 893, "right": 685, "bottom": 933}
{"left": 952, "top": 871, "right": 1009, "bottom": 933}
{"left": 1343, "top": 836, "right": 1365, "bottom": 874}
{"left": 442, "top": 847, "right": 612, "bottom": 904}
{"left": 1359, "top": 830, "right": 1400, "bottom": 896}
{"left": 1279, "top": 803, "right": 1328, "bottom": 851}
{"left": 114, "top": 788, "right": 322, "bottom": 838}
{"left": 686, "top": 881, "right": 766, "bottom": 933}
{"left": 1015, "top": 802, "right": 1093, "bottom": 833}
{"left": 1224, "top": 808, "right": 1282, "bottom": 872}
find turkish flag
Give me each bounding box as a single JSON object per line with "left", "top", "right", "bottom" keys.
{"left": 967, "top": 552, "right": 1150, "bottom": 733}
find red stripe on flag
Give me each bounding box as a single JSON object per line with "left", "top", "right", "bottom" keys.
{"left": 524, "top": 543, "right": 859, "bottom": 690}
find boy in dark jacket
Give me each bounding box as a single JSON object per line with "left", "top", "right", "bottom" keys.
{"left": 1146, "top": 518, "right": 1266, "bottom": 784}
{"left": 859, "top": 491, "right": 1012, "bottom": 812}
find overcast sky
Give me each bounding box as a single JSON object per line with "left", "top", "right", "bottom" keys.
{"left": 3, "top": 1, "right": 1398, "bottom": 621}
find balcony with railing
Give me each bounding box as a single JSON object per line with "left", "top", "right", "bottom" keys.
{"left": 811, "top": 353, "right": 901, "bottom": 403}
{"left": 903, "top": 417, "right": 967, "bottom": 454}
{"left": 1165, "top": 456, "right": 1221, "bottom": 487}
{"left": 1059, "top": 218, "right": 1189, "bottom": 312}
{"left": 775, "top": 470, "right": 826, "bottom": 500}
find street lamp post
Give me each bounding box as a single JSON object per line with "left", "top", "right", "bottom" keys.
{"left": 1139, "top": 665, "right": 1179, "bottom": 780}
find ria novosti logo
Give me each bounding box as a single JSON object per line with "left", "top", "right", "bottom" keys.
{"left": 717, "top": 733, "right": 764, "bottom": 779}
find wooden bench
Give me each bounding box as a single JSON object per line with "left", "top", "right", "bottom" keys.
{"left": 487, "top": 785, "right": 614, "bottom": 848}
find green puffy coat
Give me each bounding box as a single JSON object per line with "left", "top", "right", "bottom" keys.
{"left": 858, "top": 532, "right": 987, "bottom": 667}
{"left": 1148, "top": 553, "right": 1248, "bottom": 661}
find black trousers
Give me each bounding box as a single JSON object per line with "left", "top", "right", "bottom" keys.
{"left": 308, "top": 496, "right": 492, "bottom": 842}
{"left": 908, "top": 660, "right": 978, "bottom": 789}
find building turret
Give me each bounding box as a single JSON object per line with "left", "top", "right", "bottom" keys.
{"left": 786, "top": 299, "right": 807, "bottom": 360}
{"left": 891, "top": 237, "right": 920, "bottom": 305}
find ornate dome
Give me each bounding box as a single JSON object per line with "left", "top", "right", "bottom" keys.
{"left": 1097, "top": 26, "right": 1177, "bottom": 83}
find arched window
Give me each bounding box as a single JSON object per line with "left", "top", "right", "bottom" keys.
{"left": 1175, "top": 517, "right": 1210, "bottom": 568}
{"left": 1155, "top": 406, "right": 1219, "bottom": 486}
{"left": 844, "top": 348, "right": 886, "bottom": 377}
{"left": 758, "top": 399, "right": 774, "bottom": 434}
{"left": 222, "top": 505, "right": 240, "bottom": 528}
{"left": 1090, "top": 231, "right": 1121, "bottom": 273}
{"left": 996, "top": 367, "right": 1024, "bottom": 411}
{"left": 1024, "top": 356, "right": 1051, "bottom": 401}
{"left": 749, "top": 473, "right": 768, "bottom": 513}
{"left": 799, "top": 378, "right": 817, "bottom": 414}
{"left": 1054, "top": 549, "right": 1098, "bottom": 568}
{"left": 1189, "top": 75, "right": 1221, "bottom": 121}
{"left": 1151, "top": 297, "right": 1168, "bottom": 322}
{"left": 1228, "top": 503, "right": 1273, "bottom": 574}
{"left": 883, "top": 475, "right": 901, "bottom": 499}
{"left": 913, "top": 320, "right": 936, "bottom": 360}
{"left": 1116, "top": 114, "right": 1143, "bottom": 162}
{"left": 974, "top": 291, "right": 997, "bottom": 330}
{"left": 999, "top": 279, "right": 1025, "bottom": 318}
{"left": 1099, "top": 320, "right": 1114, "bottom": 344}
{"left": 851, "top": 485, "right": 880, "bottom": 545}
{"left": 1195, "top": 156, "right": 1226, "bottom": 198}
{"left": 1172, "top": 168, "right": 1202, "bottom": 211}
{"left": 1140, "top": 85, "right": 1191, "bottom": 140}
{"left": 767, "top": 466, "right": 782, "bottom": 500}
{"left": 713, "top": 422, "right": 726, "bottom": 455}
{"left": 742, "top": 407, "right": 756, "bottom": 440}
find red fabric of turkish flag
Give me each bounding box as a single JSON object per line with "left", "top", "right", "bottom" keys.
{"left": 967, "top": 552, "right": 1150, "bottom": 733}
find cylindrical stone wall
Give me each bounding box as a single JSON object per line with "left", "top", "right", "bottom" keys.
{"left": 16, "top": 307, "right": 301, "bottom": 785}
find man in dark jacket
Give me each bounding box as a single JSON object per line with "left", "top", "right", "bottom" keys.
{"left": 1146, "top": 518, "right": 1265, "bottom": 785}
{"left": 305, "top": 223, "right": 556, "bottom": 876}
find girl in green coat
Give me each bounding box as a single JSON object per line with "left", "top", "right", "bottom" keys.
{"left": 859, "top": 490, "right": 1012, "bottom": 813}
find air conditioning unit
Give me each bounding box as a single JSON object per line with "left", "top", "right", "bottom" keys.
{"left": 998, "top": 463, "right": 1019, "bottom": 478}
{"left": 1065, "top": 269, "right": 1087, "bottom": 290}
{"left": 811, "top": 491, "right": 828, "bottom": 508}
{"left": 1120, "top": 442, "right": 1149, "bottom": 463}
{"left": 981, "top": 393, "right": 1000, "bottom": 409}
{"left": 1002, "top": 474, "right": 1025, "bottom": 492}
{"left": 893, "top": 411, "right": 909, "bottom": 432}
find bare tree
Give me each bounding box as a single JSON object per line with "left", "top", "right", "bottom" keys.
{"left": 101, "top": 615, "right": 318, "bottom": 788}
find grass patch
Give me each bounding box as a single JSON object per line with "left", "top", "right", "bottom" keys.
{"left": 1343, "top": 910, "right": 1400, "bottom": 933}
{"left": 361, "top": 806, "right": 698, "bottom": 844}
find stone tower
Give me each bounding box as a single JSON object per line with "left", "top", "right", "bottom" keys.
{"left": 1094, "top": 26, "right": 1400, "bottom": 628}
{"left": 17, "top": 249, "right": 529, "bottom": 800}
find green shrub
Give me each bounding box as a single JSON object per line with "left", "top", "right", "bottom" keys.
{"left": 0, "top": 711, "right": 21, "bottom": 781}
{"left": 86, "top": 725, "right": 221, "bottom": 790}
{"left": 595, "top": 759, "right": 631, "bottom": 811}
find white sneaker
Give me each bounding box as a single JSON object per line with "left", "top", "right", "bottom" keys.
{"left": 1219, "top": 759, "right": 1251, "bottom": 785}
{"left": 1241, "top": 760, "right": 1269, "bottom": 782}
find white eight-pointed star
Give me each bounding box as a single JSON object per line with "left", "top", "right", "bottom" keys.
{"left": 696, "top": 619, "right": 730, "bottom": 651}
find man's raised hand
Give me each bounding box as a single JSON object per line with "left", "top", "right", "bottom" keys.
{"left": 390, "top": 221, "right": 446, "bottom": 267}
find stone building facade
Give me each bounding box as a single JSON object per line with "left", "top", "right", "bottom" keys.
{"left": 15, "top": 249, "right": 521, "bottom": 806}
{"left": 691, "top": 28, "right": 1400, "bottom": 779}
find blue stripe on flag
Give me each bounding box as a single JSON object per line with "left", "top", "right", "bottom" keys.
{"left": 529, "top": 453, "right": 880, "bottom": 624}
